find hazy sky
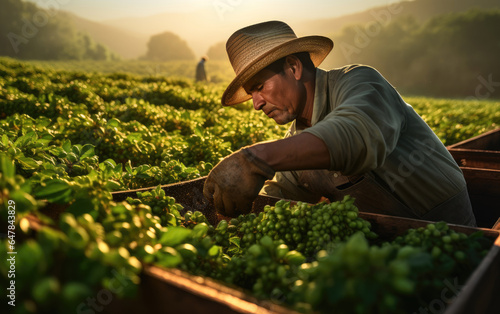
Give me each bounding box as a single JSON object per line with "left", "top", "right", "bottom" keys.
{"left": 28, "top": 0, "right": 396, "bottom": 22}
{"left": 25, "top": 0, "right": 406, "bottom": 57}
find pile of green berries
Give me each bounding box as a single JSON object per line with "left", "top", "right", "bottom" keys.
{"left": 291, "top": 232, "right": 421, "bottom": 314}
{"left": 214, "top": 196, "right": 377, "bottom": 258}
{"left": 224, "top": 235, "right": 305, "bottom": 300}
{"left": 392, "top": 221, "right": 492, "bottom": 303}
{"left": 126, "top": 185, "right": 184, "bottom": 227}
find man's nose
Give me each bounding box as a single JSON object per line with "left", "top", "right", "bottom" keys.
{"left": 252, "top": 92, "right": 265, "bottom": 111}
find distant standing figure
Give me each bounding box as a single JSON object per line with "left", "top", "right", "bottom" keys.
{"left": 196, "top": 56, "right": 208, "bottom": 82}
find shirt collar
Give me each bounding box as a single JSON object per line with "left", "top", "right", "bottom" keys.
{"left": 311, "top": 68, "right": 329, "bottom": 126}
{"left": 288, "top": 68, "right": 329, "bottom": 135}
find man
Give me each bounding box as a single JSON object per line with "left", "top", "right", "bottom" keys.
{"left": 196, "top": 56, "right": 208, "bottom": 82}
{"left": 203, "top": 21, "right": 476, "bottom": 226}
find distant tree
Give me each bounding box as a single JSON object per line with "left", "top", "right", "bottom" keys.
{"left": 206, "top": 41, "right": 228, "bottom": 61}
{"left": 82, "top": 34, "right": 112, "bottom": 60}
{"left": 145, "top": 31, "right": 195, "bottom": 61}
{"left": 0, "top": 0, "right": 117, "bottom": 60}
{"left": 328, "top": 9, "right": 500, "bottom": 98}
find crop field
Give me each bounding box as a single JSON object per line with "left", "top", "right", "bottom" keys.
{"left": 1, "top": 56, "right": 500, "bottom": 313}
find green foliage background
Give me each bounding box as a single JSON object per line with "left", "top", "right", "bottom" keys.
{"left": 0, "top": 0, "right": 118, "bottom": 61}
{"left": 327, "top": 9, "right": 500, "bottom": 98}
{"left": 1, "top": 55, "right": 499, "bottom": 192}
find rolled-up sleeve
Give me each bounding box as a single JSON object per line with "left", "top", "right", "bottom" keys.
{"left": 303, "top": 66, "right": 407, "bottom": 175}
{"left": 261, "top": 170, "right": 322, "bottom": 203}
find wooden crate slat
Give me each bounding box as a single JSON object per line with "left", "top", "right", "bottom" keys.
{"left": 447, "top": 128, "right": 500, "bottom": 169}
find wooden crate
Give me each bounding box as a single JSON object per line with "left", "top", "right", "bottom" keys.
{"left": 447, "top": 128, "right": 500, "bottom": 170}
{"left": 110, "top": 181, "right": 500, "bottom": 314}
{"left": 446, "top": 129, "right": 500, "bottom": 229}
{"left": 460, "top": 167, "right": 500, "bottom": 229}
{"left": 105, "top": 266, "right": 301, "bottom": 314}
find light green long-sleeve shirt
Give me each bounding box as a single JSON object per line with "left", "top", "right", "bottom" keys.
{"left": 262, "top": 65, "right": 466, "bottom": 215}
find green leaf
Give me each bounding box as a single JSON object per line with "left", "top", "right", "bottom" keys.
{"left": 208, "top": 245, "right": 221, "bottom": 257}
{"left": 229, "top": 237, "right": 241, "bottom": 248}
{"left": 0, "top": 155, "right": 15, "bottom": 179}
{"left": 9, "top": 189, "right": 38, "bottom": 213}
{"left": 17, "top": 156, "right": 41, "bottom": 170}
{"left": 1, "top": 134, "right": 10, "bottom": 147}
{"left": 133, "top": 142, "right": 143, "bottom": 153}
{"left": 80, "top": 144, "right": 95, "bottom": 159}
{"left": 7, "top": 147, "right": 18, "bottom": 156}
{"left": 62, "top": 140, "right": 72, "bottom": 153}
{"left": 100, "top": 159, "right": 117, "bottom": 170}
{"left": 112, "top": 162, "right": 122, "bottom": 175}
{"left": 170, "top": 208, "right": 182, "bottom": 218}
{"left": 14, "top": 131, "right": 36, "bottom": 147}
{"left": 35, "top": 180, "right": 72, "bottom": 203}
{"left": 37, "top": 134, "right": 54, "bottom": 145}
{"left": 111, "top": 204, "right": 130, "bottom": 215}
{"left": 67, "top": 152, "right": 78, "bottom": 163}
{"left": 227, "top": 246, "right": 241, "bottom": 255}
{"left": 153, "top": 185, "right": 162, "bottom": 196}
{"left": 155, "top": 247, "right": 182, "bottom": 268}
{"left": 125, "top": 160, "right": 133, "bottom": 175}
{"left": 104, "top": 180, "right": 122, "bottom": 191}
{"left": 49, "top": 147, "right": 66, "bottom": 158}
{"left": 36, "top": 117, "right": 52, "bottom": 128}
{"left": 107, "top": 118, "right": 121, "bottom": 128}
{"left": 66, "top": 198, "right": 94, "bottom": 217}
{"left": 192, "top": 223, "right": 209, "bottom": 239}
{"left": 87, "top": 170, "right": 98, "bottom": 182}
{"left": 136, "top": 164, "right": 151, "bottom": 172}
{"left": 72, "top": 145, "right": 81, "bottom": 156}
{"left": 165, "top": 213, "right": 177, "bottom": 226}
{"left": 194, "top": 126, "right": 203, "bottom": 137}
{"left": 138, "top": 191, "right": 152, "bottom": 198}
{"left": 158, "top": 227, "right": 192, "bottom": 247}
{"left": 127, "top": 133, "right": 142, "bottom": 142}
{"left": 39, "top": 154, "right": 56, "bottom": 166}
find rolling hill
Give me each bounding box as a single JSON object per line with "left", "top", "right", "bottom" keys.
{"left": 87, "top": 0, "right": 500, "bottom": 59}
{"left": 68, "top": 12, "right": 148, "bottom": 59}
{"left": 294, "top": 0, "right": 500, "bottom": 37}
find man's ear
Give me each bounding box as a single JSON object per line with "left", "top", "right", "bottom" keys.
{"left": 285, "top": 55, "right": 303, "bottom": 81}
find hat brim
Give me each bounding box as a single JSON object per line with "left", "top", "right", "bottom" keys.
{"left": 221, "top": 35, "right": 333, "bottom": 106}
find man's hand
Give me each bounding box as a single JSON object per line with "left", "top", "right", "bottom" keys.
{"left": 203, "top": 148, "right": 275, "bottom": 217}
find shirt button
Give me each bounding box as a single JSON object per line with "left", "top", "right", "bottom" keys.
{"left": 333, "top": 173, "right": 339, "bottom": 178}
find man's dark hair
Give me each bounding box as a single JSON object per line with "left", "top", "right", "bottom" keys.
{"left": 265, "top": 52, "right": 315, "bottom": 74}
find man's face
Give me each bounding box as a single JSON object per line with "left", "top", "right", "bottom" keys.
{"left": 243, "top": 64, "right": 304, "bottom": 125}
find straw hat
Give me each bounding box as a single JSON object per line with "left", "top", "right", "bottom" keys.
{"left": 222, "top": 21, "right": 334, "bottom": 106}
